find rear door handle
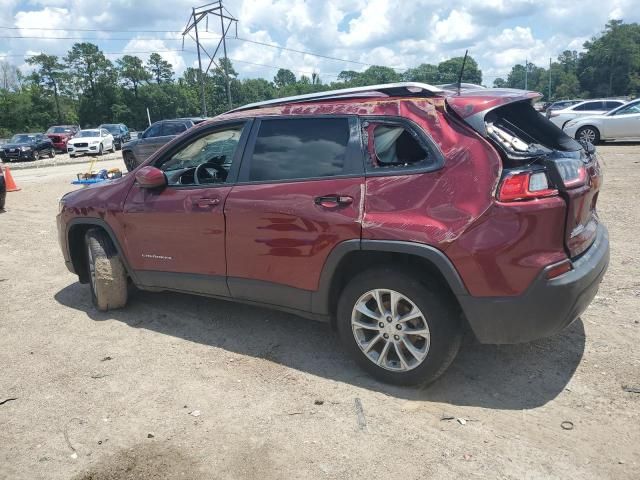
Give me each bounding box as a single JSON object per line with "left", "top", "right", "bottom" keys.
{"left": 196, "top": 197, "right": 220, "bottom": 208}
{"left": 314, "top": 195, "right": 354, "bottom": 208}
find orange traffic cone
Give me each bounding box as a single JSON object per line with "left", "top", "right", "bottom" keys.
{"left": 2, "top": 164, "right": 20, "bottom": 192}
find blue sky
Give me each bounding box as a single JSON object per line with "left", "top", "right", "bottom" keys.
{"left": 1, "top": 0, "right": 639, "bottom": 85}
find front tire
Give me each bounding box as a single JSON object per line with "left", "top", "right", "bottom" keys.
{"left": 337, "top": 267, "right": 462, "bottom": 386}
{"left": 49, "top": 148, "right": 55, "bottom": 158}
{"left": 576, "top": 126, "right": 600, "bottom": 145}
{"left": 85, "top": 228, "right": 128, "bottom": 311}
{"left": 98, "top": 143, "right": 103, "bottom": 156}
{"left": 33, "top": 150, "right": 40, "bottom": 161}
{"left": 123, "top": 151, "right": 137, "bottom": 172}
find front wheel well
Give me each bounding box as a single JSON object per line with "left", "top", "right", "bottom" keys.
{"left": 68, "top": 224, "right": 120, "bottom": 284}
{"left": 326, "top": 250, "right": 463, "bottom": 327}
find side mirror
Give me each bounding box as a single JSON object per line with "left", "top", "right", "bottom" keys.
{"left": 135, "top": 166, "right": 167, "bottom": 189}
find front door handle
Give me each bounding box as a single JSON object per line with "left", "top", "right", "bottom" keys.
{"left": 196, "top": 197, "right": 220, "bottom": 208}
{"left": 314, "top": 195, "right": 354, "bottom": 208}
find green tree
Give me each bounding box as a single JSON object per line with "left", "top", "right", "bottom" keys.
{"left": 117, "top": 55, "right": 151, "bottom": 98}
{"left": 403, "top": 63, "right": 439, "bottom": 83}
{"left": 25, "top": 54, "right": 66, "bottom": 123}
{"left": 273, "top": 68, "right": 296, "bottom": 88}
{"left": 437, "top": 56, "right": 482, "bottom": 84}
{"left": 146, "top": 53, "right": 174, "bottom": 84}
{"left": 578, "top": 20, "right": 640, "bottom": 97}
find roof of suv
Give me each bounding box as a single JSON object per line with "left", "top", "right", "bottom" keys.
{"left": 227, "top": 82, "right": 445, "bottom": 113}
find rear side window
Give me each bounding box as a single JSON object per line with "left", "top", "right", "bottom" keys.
{"left": 163, "top": 122, "right": 188, "bottom": 136}
{"left": 574, "top": 101, "right": 603, "bottom": 111}
{"left": 248, "top": 118, "right": 350, "bottom": 182}
{"left": 362, "top": 119, "right": 438, "bottom": 173}
{"left": 605, "top": 101, "right": 623, "bottom": 109}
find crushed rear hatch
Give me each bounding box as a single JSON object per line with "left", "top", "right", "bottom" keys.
{"left": 446, "top": 89, "right": 601, "bottom": 258}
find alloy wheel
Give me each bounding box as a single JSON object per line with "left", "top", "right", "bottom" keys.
{"left": 578, "top": 127, "right": 597, "bottom": 143}
{"left": 351, "top": 289, "right": 430, "bottom": 372}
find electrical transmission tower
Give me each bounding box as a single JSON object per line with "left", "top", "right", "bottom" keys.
{"left": 182, "top": 1, "right": 238, "bottom": 116}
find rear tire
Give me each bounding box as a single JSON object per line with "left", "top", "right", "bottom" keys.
{"left": 85, "top": 228, "right": 128, "bottom": 311}
{"left": 576, "top": 126, "right": 600, "bottom": 145}
{"left": 336, "top": 267, "right": 462, "bottom": 386}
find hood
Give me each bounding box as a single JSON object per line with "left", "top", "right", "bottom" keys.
{"left": 47, "top": 132, "right": 73, "bottom": 139}
{"left": 70, "top": 136, "right": 101, "bottom": 143}
{"left": 3, "top": 142, "right": 34, "bottom": 149}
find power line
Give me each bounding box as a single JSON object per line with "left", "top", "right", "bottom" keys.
{"left": 0, "top": 49, "right": 189, "bottom": 58}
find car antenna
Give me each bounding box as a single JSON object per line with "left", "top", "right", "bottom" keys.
{"left": 457, "top": 50, "right": 469, "bottom": 95}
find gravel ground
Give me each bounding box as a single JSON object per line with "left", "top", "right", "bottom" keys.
{"left": 0, "top": 145, "right": 638, "bottom": 479}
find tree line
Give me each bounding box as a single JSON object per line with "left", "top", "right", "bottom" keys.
{"left": 0, "top": 19, "right": 638, "bottom": 136}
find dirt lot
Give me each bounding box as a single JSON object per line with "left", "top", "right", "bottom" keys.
{"left": 0, "top": 145, "right": 638, "bottom": 480}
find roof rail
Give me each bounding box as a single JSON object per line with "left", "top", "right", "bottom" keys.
{"left": 227, "top": 82, "right": 444, "bottom": 113}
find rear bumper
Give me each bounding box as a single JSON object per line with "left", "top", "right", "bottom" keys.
{"left": 459, "top": 223, "right": 609, "bottom": 344}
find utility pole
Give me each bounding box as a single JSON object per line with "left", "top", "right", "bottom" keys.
{"left": 548, "top": 57, "right": 552, "bottom": 101}
{"left": 524, "top": 59, "right": 528, "bottom": 90}
{"left": 182, "top": 1, "right": 238, "bottom": 115}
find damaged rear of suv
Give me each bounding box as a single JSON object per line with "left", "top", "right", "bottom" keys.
{"left": 446, "top": 89, "right": 608, "bottom": 344}
{"left": 57, "top": 83, "right": 609, "bottom": 386}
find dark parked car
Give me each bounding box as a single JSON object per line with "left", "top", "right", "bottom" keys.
{"left": 0, "top": 133, "right": 55, "bottom": 161}
{"left": 46, "top": 125, "right": 80, "bottom": 152}
{"left": 57, "top": 83, "right": 608, "bottom": 386}
{"left": 121, "top": 118, "right": 206, "bottom": 171}
{"left": 99, "top": 123, "right": 131, "bottom": 150}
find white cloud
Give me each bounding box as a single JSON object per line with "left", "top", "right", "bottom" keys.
{"left": 1, "top": 0, "right": 639, "bottom": 85}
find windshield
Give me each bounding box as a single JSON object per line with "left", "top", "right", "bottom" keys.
{"left": 46, "top": 126, "right": 73, "bottom": 134}
{"left": 77, "top": 130, "right": 101, "bottom": 138}
{"left": 10, "top": 134, "right": 35, "bottom": 143}
{"left": 101, "top": 125, "right": 120, "bottom": 134}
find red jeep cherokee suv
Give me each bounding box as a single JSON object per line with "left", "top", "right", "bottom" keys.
{"left": 57, "top": 83, "right": 609, "bottom": 385}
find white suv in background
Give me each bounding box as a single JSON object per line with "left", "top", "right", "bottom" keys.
{"left": 548, "top": 99, "right": 626, "bottom": 129}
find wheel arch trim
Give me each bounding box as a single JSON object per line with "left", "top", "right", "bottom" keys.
{"left": 66, "top": 217, "right": 138, "bottom": 283}
{"left": 311, "top": 239, "right": 469, "bottom": 316}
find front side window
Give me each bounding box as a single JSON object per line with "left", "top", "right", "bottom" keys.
{"left": 144, "top": 123, "right": 163, "bottom": 138}
{"left": 248, "top": 118, "right": 350, "bottom": 182}
{"left": 613, "top": 102, "right": 640, "bottom": 115}
{"left": 158, "top": 125, "right": 245, "bottom": 186}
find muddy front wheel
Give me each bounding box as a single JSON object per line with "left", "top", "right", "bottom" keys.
{"left": 85, "top": 228, "right": 128, "bottom": 311}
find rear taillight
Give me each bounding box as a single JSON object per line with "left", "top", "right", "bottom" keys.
{"left": 498, "top": 171, "right": 558, "bottom": 202}
{"left": 554, "top": 158, "right": 587, "bottom": 188}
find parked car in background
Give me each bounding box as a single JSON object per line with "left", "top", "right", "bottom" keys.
{"left": 46, "top": 125, "right": 80, "bottom": 152}
{"left": 67, "top": 129, "right": 115, "bottom": 157}
{"left": 545, "top": 100, "right": 581, "bottom": 117}
{"left": 563, "top": 98, "right": 640, "bottom": 143}
{"left": 0, "top": 166, "right": 6, "bottom": 211}
{"left": 548, "top": 99, "right": 626, "bottom": 128}
{"left": 99, "top": 123, "right": 131, "bottom": 150}
{"left": 57, "top": 83, "right": 608, "bottom": 386}
{"left": 121, "top": 117, "right": 206, "bottom": 171}
{"left": 0, "top": 133, "right": 55, "bottom": 161}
